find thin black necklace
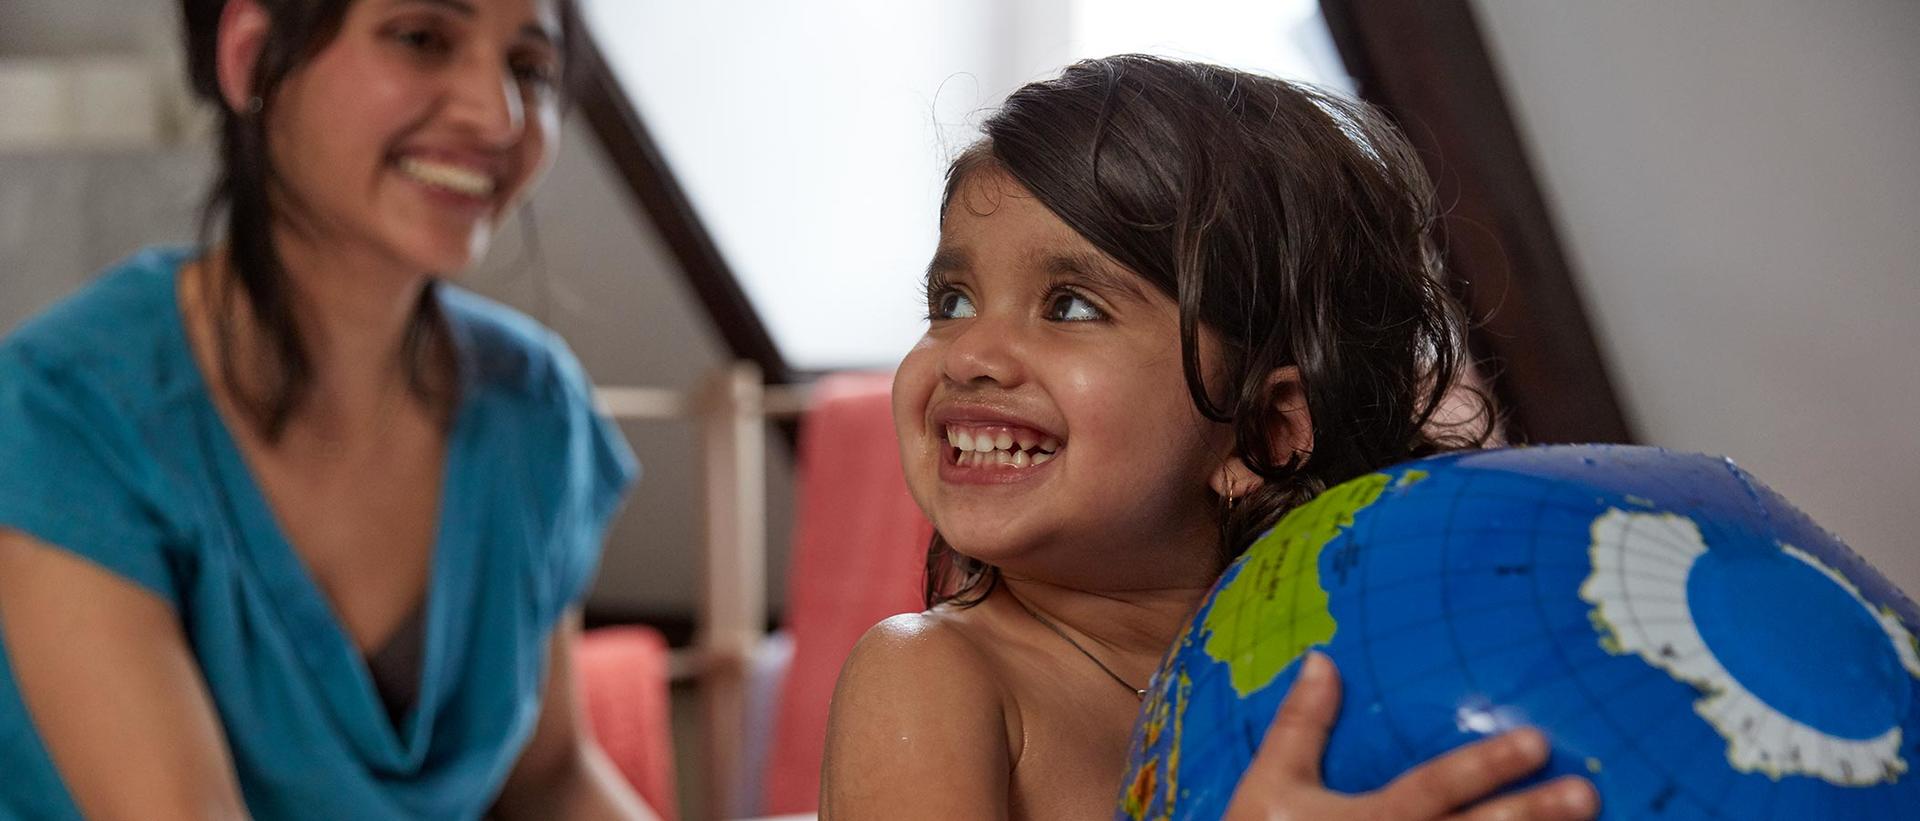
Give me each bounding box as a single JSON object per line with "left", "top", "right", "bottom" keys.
{"left": 1006, "top": 587, "right": 1146, "bottom": 701}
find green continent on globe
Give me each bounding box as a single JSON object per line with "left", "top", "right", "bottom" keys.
{"left": 1202, "top": 472, "right": 1396, "bottom": 696}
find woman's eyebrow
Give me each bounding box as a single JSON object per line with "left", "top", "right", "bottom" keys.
{"left": 390, "top": 0, "right": 477, "bottom": 16}
{"left": 1042, "top": 250, "right": 1148, "bottom": 302}
{"left": 386, "top": 0, "right": 558, "bottom": 45}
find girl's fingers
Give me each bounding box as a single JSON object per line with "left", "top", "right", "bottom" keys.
{"left": 1376, "top": 728, "right": 1553, "bottom": 817}
{"left": 1247, "top": 651, "right": 1342, "bottom": 784}
{"left": 1444, "top": 775, "right": 1600, "bottom": 821}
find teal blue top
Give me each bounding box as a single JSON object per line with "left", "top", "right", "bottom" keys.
{"left": 0, "top": 247, "right": 638, "bottom": 819}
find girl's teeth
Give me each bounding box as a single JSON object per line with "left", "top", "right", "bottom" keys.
{"left": 943, "top": 424, "right": 1064, "bottom": 467}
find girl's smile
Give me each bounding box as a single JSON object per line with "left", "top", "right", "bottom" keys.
{"left": 935, "top": 407, "right": 1065, "bottom": 484}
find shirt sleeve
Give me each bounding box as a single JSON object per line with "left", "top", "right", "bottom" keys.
{"left": 0, "top": 350, "right": 179, "bottom": 604}
{"left": 548, "top": 347, "right": 639, "bottom": 613}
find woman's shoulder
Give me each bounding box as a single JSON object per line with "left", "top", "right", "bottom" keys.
{"left": 1, "top": 247, "right": 196, "bottom": 416}
{"left": 436, "top": 284, "right": 593, "bottom": 409}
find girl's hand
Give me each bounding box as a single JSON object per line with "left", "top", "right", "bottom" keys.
{"left": 1222, "top": 652, "right": 1599, "bottom": 821}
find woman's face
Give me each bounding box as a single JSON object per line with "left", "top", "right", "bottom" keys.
{"left": 266, "top": 0, "right": 562, "bottom": 275}
{"left": 893, "top": 167, "right": 1232, "bottom": 589}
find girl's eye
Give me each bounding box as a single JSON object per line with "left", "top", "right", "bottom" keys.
{"left": 931, "top": 290, "right": 977, "bottom": 320}
{"left": 1045, "top": 291, "right": 1104, "bottom": 322}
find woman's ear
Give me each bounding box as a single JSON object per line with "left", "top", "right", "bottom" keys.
{"left": 215, "top": 0, "right": 272, "bottom": 115}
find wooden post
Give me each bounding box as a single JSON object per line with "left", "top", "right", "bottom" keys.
{"left": 697, "top": 362, "right": 766, "bottom": 820}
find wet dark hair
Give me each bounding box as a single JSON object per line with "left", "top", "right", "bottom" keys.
{"left": 177, "top": 0, "right": 581, "bottom": 438}
{"left": 924, "top": 55, "right": 1493, "bottom": 608}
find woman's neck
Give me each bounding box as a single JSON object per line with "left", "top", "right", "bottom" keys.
{"left": 190, "top": 237, "right": 443, "bottom": 440}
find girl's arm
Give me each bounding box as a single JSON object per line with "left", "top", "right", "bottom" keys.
{"left": 491, "top": 612, "right": 660, "bottom": 821}
{"left": 821, "top": 614, "right": 1013, "bottom": 821}
{"left": 0, "top": 529, "right": 251, "bottom": 821}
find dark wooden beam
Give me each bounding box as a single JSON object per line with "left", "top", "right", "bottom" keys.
{"left": 572, "top": 28, "right": 794, "bottom": 387}
{"left": 1321, "top": 1, "right": 1634, "bottom": 444}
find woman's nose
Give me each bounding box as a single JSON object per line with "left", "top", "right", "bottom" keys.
{"left": 446, "top": 53, "right": 525, "bottom": 146}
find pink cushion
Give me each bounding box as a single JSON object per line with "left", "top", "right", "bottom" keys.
{"left": 577, "top": 625, "right": 678, "bottom": 821}
{"left": 762, "top": 373, "right": 934, "bottom": 814}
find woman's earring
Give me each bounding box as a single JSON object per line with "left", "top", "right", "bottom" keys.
{"left": 245, "top": 96, "right": 264, "bottom": 116}
{"left": 1225, "top": 476, "right": 1239, "bottom": 511}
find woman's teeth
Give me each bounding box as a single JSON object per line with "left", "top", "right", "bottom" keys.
{"left": 946, "top": 426, "right": 1060, "bottom": 469}
{"left": 398, "top": 157, "right": 495, "bottom": 198}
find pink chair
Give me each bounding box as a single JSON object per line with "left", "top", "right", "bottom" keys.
{"left": 760, "top": 373, "right": 934, "bottom": 814}
{"left": 577, "top": 625, "right": 678, "bottom": 821}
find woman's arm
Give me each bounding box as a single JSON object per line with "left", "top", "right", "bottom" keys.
{"left": 0, "top": 528, "right": 250, "bottom": 821}
{"left": 820, "top": 614, "right": 1013, "bottom": 821}
{"left": 491, "top": 612, "right": 659, "bottom": 821}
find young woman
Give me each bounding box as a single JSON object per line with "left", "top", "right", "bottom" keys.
{"left": 822, "top": 56, "right": 1599, "bottom": 820}
{"left": 0, "top": 1, "right": 654, "bottom": 817}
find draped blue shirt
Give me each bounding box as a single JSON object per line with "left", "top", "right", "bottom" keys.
{"left": 0, "top": 247, "right": 637, "bottom": 819}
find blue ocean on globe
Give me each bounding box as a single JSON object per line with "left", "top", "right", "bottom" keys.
{"left": 1119, "top": 445, "right": 1920, "bottom": 820}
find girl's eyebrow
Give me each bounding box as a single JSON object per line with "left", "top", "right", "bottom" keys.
{"left": 1041, "top": 250, "right": 1148, "bottom": 303}
{"left": 926, "top": 247, "right": 969, "bottom": 279}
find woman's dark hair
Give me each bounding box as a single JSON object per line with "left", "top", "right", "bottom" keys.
{"left": 925, "top": 55, "right": 1493, "bottom": 608}
{"left": 176, "top": 0, "right": 582, "bottom": 438}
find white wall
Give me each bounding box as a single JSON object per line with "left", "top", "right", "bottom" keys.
{"left": 581, "top": 0, "right": 1046, "bottom": 371}
{"left": 0, "top": 0, "right": 173, "bottom": 56}
{"left": 1472, "top": 0, "right": 1920, "bottom": 594}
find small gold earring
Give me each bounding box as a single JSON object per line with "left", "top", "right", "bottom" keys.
{"left": 1225, "top": 476, "right": 1238, "bottom": 511}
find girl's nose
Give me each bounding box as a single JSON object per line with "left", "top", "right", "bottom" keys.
{"left": 940, "top": 315, "right": 1026, "bottom": 388}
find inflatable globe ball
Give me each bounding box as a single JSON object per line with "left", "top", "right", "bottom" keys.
{"left": 1119, "top": 446, "right": 1920, "bottom": 820}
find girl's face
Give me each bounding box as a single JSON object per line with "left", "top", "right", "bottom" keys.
{"left": 266, "top": 0, "right": 562, "bottom": 275}
{"left": 893, "top": 167, "right": 1232, "bottom": 589}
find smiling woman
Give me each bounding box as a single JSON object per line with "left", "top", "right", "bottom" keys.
{"left": 0, "top": 1, "right": 657, "bottom": 819}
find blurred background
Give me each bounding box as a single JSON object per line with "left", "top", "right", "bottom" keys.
{"left": 2, "top": 1, "right": 1915, "bottom": 818}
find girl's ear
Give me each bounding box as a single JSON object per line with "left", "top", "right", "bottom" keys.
{"left": 1209, "top": 366, "right": 1313, "bottom": 500}
{"left": 1210, "top": 456, "right": 1262, "bottom": 501}
{"left": 215, "top": 0, "right": 272, "bottom": 115}
{"left": 1265, "top": 365, "right": 1314, "bottom": 462}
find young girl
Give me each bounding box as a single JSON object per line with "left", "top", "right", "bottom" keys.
{"left": 821, "top": 56, "right": 1600, "bottom": 819}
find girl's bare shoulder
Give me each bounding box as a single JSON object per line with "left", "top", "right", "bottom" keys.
{"left": 836, "top": 604, "right": 1017, "bottom": 713}
{"left": 822, "top": 606, "right": 1025, "bottom": 817}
